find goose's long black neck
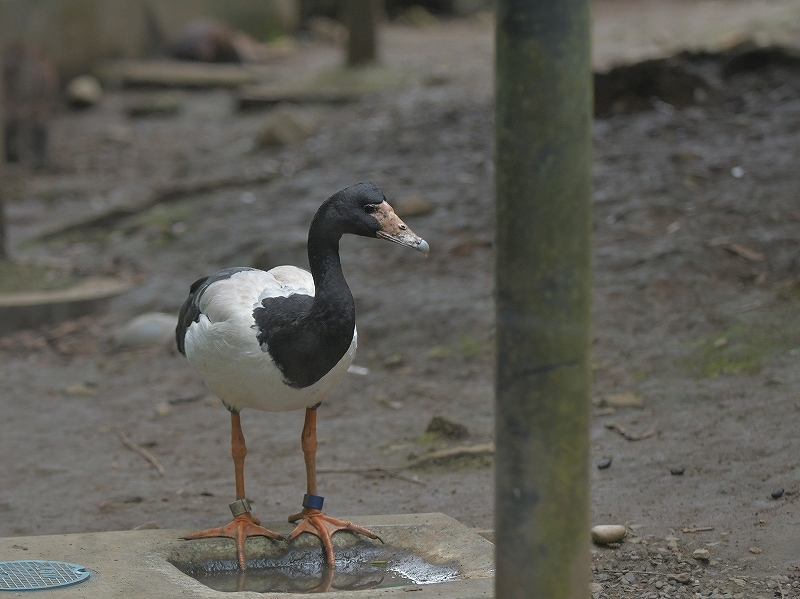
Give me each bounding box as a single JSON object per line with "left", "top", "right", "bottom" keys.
{"left": 307, "top": 235, "right": 353, "bottom": 314}
{"left": 254, "top": 221, "right": 355, "bottom": 389}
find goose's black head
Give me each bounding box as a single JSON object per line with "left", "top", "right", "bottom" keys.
{"left": 311, "top": 182, "right": 430, "bottom": 256}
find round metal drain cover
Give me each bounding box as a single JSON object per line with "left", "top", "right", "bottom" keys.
{"left": 0, "top": 560, "right": 90, "bottom": 591}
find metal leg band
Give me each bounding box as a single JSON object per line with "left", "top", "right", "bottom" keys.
{"left": 229, "top": 498, "right": 252, "bottom": 517}
{"left": 302, "top": 494, "right": 324, "bottom": 510}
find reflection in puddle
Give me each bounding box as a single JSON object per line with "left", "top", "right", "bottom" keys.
{"left": 172, "top": 542, "right": 458, "bottom": 593}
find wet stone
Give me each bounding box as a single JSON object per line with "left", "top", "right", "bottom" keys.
{"left": 597, "top": 457, "right": 613, "bottom": 469}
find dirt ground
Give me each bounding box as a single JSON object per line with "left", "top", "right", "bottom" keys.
{"left": 1, "top": 1, "right": 800, "bottom": 597}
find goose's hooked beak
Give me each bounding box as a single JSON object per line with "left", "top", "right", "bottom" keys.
{"left": 372, "top": 201, "right": 430, "bottom": 257}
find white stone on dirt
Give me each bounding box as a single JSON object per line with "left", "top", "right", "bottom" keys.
{"left": 66, "top": 74, "right": 103, "bottom": 108}
{"left": 115, "top": 312, "right": 177, "bottom": 348}
{"left": 591, "top": 524, "right": 627, "bottom": 544}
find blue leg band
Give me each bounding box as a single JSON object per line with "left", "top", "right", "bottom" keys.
{"left": 302, "top": 493, "right": 324, "bottom": 510}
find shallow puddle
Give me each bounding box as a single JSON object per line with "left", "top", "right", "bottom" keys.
{"left": 171, "top": 542, "right": 459, "bottom": 593}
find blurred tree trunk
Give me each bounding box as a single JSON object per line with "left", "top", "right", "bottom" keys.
{"left": 494, "top": 0, "right": 593, "bottom": 596}
{"left": 345, "top": 0, "right": 377, "bottom": 65}
{"left": 0, "top": 42, "right": 6, "bottom": 261}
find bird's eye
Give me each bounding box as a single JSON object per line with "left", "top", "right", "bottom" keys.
{"left": 364, "top": 204, "right": 378, "bottom": 214}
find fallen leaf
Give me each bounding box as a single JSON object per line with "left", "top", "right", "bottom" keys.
{"left": 603, "top": 392, "right": 644, "bottom": 408}
{"left": 62, "top": 382, "right": 97, "bottom": 396}
{"left": 707, "top": 239, "right": 765, "bottom": 262}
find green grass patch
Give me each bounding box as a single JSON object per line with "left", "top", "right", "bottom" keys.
{"left": 0, "top": 260, "right": 80, "bottom": 293}
{"left": 409, "top": 453, "right": 493, "bottom": 472}
{"left": 126, "top": 202, "right": 193, "bottom": 232}
{"left": 682, "top": 302, "right": 800, "bottom": 378}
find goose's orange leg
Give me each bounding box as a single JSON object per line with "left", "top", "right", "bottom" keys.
{"left": 287, "top": 407, "right": 382, "bottom": 565}
{"left": 183, "top": 411, "right": 282, "bottom": 569}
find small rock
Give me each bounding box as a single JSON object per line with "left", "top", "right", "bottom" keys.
{"left": 670, "top": 466, "right": 685, "bottom": 475}
{"left": 597, "top": 457, "right": 612, "bottom": 469}
{"left": 154, "top": 402, "right": 173, "bottom": 417}
{"left": 126, "top": 93, "right": 182, "bottom": 118}
{"left": 116, "top": 313, "right": 177, "bottom": 348}
{"left": 307, "top": 16, "right": 348, "bottom": 45}
{"left": 132, "top": 521, "right": 159, "bottom": 530}
{"left": 256, "top": 106, "right": 317, "bottom": 147}
{"left": 383, "top": 353, "right": 405, "bottom": 368}
{"left": 590, "top": 524, "right": 627, "bottom": 545}
{"left": 749, "top": 546, "right": 762, "bottom": 554}
{"left": 693, "top": 548, "right": 710, "bottom": 561}
{"left": 103, "top": 124, "right": 133, "bottom": 144}
{"left": 589, "top": 582, "right": 603, "bottom": 594}
{"left": 771, "top": 488, "right": 784, "bottom": 499}
{"left": 654, "top": 580, "right": 664, "bottom": 589}
{"left": 66, "top": 74, "right": 103, "bottom": 108}
{"left": 425, "top": 416, "right": 469, "bottom": 439}
{"left": 668, "top": 572, "right": 691, "bottom": 585}
{"left": 173, "top": 18, "right": 244, "bottom": 62}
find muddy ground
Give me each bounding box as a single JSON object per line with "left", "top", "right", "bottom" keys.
{"left": 1, "top": 6, "right": 800, "bottom": 598}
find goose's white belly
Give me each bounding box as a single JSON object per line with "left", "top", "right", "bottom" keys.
{"left": 185, "top": 316, "right": 356, "bottom": 412}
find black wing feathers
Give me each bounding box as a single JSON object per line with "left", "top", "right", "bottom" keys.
{"left": 253, "top": 294, "right": 315, "bottom": 349}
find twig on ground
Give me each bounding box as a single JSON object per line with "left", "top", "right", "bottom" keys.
{"left": 604, "top": 421, "right": 657, "bottom": 441}
{"left": 317, "top": 466, "right": 425, "bottom": 485}
{"left": 407, "top": 443, "right": 495, "bottom": 468}
{"left": 682, "top": 526, "right": 715, "bottom": 533}
{"left": 117, "top": 430, "right": 165, "bottom": 476}
{"left": 318, "top": 443, "right": 496, "bottom": 483}
{"left": 410, "top": 385, "right": 453, "bottom": 403}
{"left": 601, "top": 569, "right": 670, "bottom": 577}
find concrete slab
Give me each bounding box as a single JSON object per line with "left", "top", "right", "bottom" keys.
{"left": 0, "top": 513, "right": 494, "bottom": 598}
{"left": 0, "top": 277, "right": 136, "bottom": 336}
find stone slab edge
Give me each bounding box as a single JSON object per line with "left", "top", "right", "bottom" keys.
{"left": 0, "top": 512, "right": 494, "bottom": 599}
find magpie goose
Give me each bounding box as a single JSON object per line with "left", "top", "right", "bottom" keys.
{"left": 176, "top": 183, "right": 429, "bottom": 569}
